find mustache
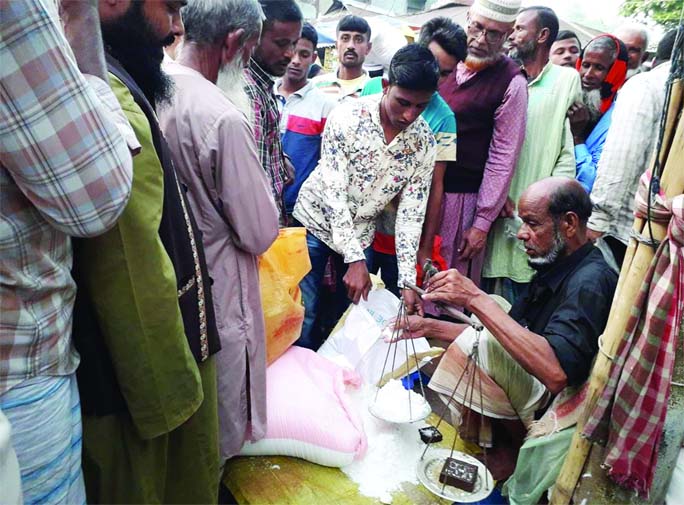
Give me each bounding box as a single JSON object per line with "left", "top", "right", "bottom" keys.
{"left": 344, "top": 49, "right": 357, "bottom": 56}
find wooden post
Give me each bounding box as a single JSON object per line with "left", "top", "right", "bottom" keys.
{"left": 550, "top": 78, "right": 684, "bottom": 505}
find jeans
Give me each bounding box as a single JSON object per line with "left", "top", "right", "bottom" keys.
{"left": 368, "top": 250, "right": 400, "bottom": 297}
{"left": 296, "top": 233, "right": 372, "bottom": 350}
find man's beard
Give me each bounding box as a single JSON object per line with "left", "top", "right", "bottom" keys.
{"left": 581, "top": 88, "right": 603, "bottom": 123}
{"left": 464, "top": 50, "right": 500, "bottom": 72}
{"left": 527, "top": 224, "right": 567, "bottom": 268}
{"left": 216, "top": 52, "right": 253, "bottom": 123}
{"left": 509, "top": 39, "right": 536, "bottom": 63}
{"left": 101, "top": 2, "right": 175, "bottom": 106}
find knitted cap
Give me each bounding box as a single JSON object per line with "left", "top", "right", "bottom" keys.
{"left": 470, "top": 0, "right": 521, "bottom": 23}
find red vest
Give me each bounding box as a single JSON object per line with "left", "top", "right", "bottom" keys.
{"left": 439, "top": 56, "right": 522, "bottom": 193}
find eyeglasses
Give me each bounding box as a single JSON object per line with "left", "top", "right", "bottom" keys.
{"left": 467, "top": 21, "right": 506, "bottom": 45}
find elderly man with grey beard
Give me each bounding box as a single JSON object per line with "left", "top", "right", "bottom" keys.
{"left": 434, "top": 0, "right": 528, "bottom": 295}
{"left": 391, "top": 177, "right": 617, "bottom": 480}
{"left": 566, "top": 34, "right": 628, "bottom": 193}
{"left": 157, "top": 0, "right": 280, "bottom": 464}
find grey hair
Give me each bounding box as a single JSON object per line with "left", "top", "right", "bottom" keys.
{"left": 616, "top": 23, "right": 649, "bottom": 49}
{"left": 183, "top": 0, "right": 264, "bottom": 47}
{"left": 585, "top": 35, "right": 618, "bottom": 63}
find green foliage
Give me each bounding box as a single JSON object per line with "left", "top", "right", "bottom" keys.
{"left": 620, "top": 0, "right": 684, "bottom": 28}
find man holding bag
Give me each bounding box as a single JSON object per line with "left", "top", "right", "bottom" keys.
{"left": 293, "top": 44, "right": 439, "bottom": 350}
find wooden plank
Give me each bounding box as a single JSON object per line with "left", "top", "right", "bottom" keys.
{"left": 223, "top": 413, "right": 481, "bottom": 504}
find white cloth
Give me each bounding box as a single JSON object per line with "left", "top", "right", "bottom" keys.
{"left": 0, "top": 409, "right": 22, "bottom": 505}
{"left": 588, "top": 61, "right": 671, "bottom": 244}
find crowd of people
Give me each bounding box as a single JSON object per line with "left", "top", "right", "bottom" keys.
{"left": 0, "top": 0, "right": 679, "bottom": 503}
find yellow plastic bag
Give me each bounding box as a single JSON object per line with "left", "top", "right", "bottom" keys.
{"left": 259, "top": 228, "right": 311, "bottom": 365}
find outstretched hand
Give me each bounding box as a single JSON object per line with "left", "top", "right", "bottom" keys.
{"left": 383, "top": 315, "right": 428, "bottom": 342}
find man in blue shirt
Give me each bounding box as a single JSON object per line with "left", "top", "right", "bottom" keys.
{"left": 567, "top": 35, "right": 627, "bottom": 193}
{"left": 276, "top": 23, "right": 336, "bottom": 223}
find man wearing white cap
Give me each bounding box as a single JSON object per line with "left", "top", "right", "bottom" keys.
{"left": 436, "top": 0, "right": 527, "bottom": 298}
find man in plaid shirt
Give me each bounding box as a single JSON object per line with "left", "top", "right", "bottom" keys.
{"left": 244, "top": 0, "right": 302, "bottom": 224}
{"left": 0, "top": 0, "right": 135, "bottom": 501}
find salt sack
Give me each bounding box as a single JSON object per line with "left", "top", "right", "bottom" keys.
{"left": 240, "top": 347, "right": 367, "bottom": 467}
{"left": 372, "top": 379, "right": 430, "bottom": 423}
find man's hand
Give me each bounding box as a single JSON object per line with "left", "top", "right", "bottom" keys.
{"left": 283, "top": 156, "right": 295, "bottom": 186}
{"left": 567, "top": 101, "right": 590, "bottom": 144}
{"left": 423, "top": 268, "right": 483, "bottom": 310}
{"left": 384, "top": 314, "right": 428, "bottom": 342}
{"left": 457, "top": 227, "right": 487, "bottom": 261}
{"left": 587, "top": 228, "right": 604, "bottom": 242}
{"left": 402, "top": 288, "right": 424, "bottom": 316}
{"left": 416, "top": 247, "right": 432, "bottom": 278}
{"left": 343, "top": 260, "right": 372, "bottom": 304}
{"left": 498, "top": 197, "right": 515, "bottom": 219}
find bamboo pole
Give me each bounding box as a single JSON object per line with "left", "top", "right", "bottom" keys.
{"left": 550, "top": 78, "right": 684, "bottom": 505}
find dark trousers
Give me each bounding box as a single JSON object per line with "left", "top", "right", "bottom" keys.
{"left": 368, "top": 250, "right": 401, "bottom": 297}
{"left": 297, "top": 233, "right": 372, "bottom": 350}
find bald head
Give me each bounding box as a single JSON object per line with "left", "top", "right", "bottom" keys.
{"left": 524, "top": 177, "right": 592, "bottom": 224}
{"left": 517, "top": 178, "right": 592, "bottom": 266}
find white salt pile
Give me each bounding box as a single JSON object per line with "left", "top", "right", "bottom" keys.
{"left": 372, "top": 379, "right": 431, "bottom": 423}
{"left": 342, "top": 386, "right": 430, "bottom": 503}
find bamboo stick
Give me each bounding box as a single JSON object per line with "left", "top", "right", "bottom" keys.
{"left": 550, "top": 79, "right": 684, "bottom": 505}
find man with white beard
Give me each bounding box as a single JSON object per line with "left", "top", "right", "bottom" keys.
{"left": 158, "top": 0, "right": 280, "bottom": 463}
{"left": 566, "top": 35, "right": 628, "bottom": 193}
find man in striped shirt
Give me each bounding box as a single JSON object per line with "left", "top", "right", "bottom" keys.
{"left": 311, "top": 15, "right": 373, "bottom": 101}
{"left": 275, "top": 22, "right": 337, "bottom": 224}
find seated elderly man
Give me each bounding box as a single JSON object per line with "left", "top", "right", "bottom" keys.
{"left": 400, "top": 177, "right": 617, "bottom": 472}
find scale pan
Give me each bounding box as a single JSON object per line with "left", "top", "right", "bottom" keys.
{"left": 416, "top": 448, "right": 494, "bottom": 502}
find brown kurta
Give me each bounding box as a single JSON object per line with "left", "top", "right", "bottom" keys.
{"left": 159, "top": 60, "right": 279, "bottom": 460}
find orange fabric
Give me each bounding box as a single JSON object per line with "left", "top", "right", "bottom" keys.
{"left": 576, "top": 34, "right": 628, "bottom": 114}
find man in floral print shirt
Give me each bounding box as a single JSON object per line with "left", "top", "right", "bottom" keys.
{"left": 293, "top": 44, "right": 439, "bottom": 349}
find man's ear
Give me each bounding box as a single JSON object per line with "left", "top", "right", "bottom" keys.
{"left": 381, "top": 78, "right": 389, "bottom": 93}
{"left": 222, "top": 28, "right": 245, "bottom": 64}
{"left": 563, "top": 211, "right": 580, "bottom": 238}
{"left": 537, "top": 27, "right": 551, "bottom": 47}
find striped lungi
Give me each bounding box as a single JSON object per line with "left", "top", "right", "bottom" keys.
{"left": 0, "top": 375, "right": 86, "bottom": 505}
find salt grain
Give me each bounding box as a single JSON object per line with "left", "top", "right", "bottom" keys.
{"left": 342, "top": 386, "right": 429, "bottom": 501}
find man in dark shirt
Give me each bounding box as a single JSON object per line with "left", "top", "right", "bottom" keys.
{"left": 399, "top": 177, "right": 616, "bottom": 435}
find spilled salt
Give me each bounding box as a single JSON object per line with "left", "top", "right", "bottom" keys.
{"left": 341, "top": 386, "right": 429, "bottom": 502}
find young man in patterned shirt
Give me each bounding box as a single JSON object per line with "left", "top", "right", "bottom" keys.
{"left": 293, "top": 44, "right": 440, "bottom": 350}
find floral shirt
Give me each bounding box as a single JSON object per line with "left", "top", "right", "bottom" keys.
{"left": 293, "top": 96, "right": 436, "bottom": 287}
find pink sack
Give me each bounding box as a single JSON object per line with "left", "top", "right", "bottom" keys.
{"left": 240, "top": 347, "right": 367, "bottom": 467}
